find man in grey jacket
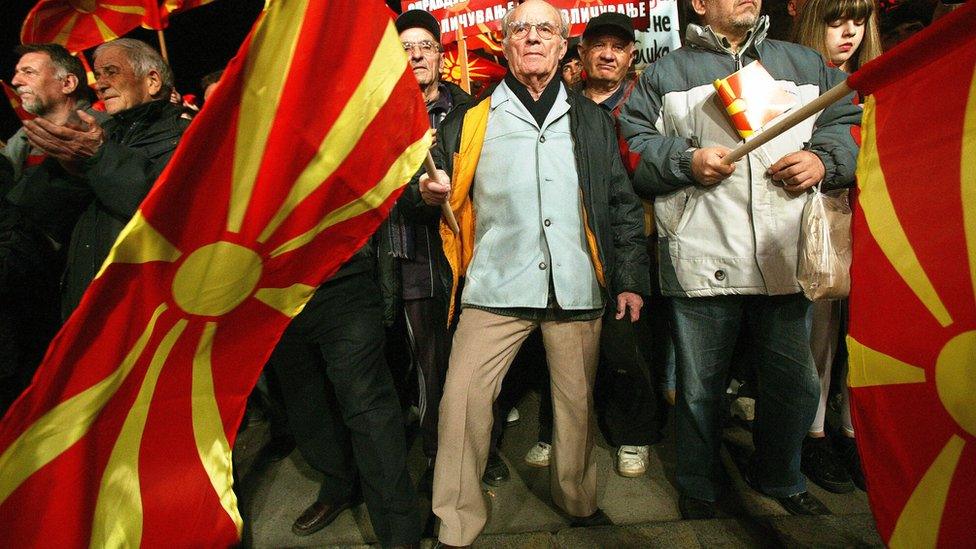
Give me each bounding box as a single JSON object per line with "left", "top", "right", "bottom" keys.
{"left": 620, "top": 0, "right": 861, "bottom": 519}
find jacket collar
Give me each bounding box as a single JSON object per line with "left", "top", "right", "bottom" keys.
{"left": 111, "top": 98, "right": 170, "bottom": 126}
{"left": 685, "top": 15, "right": 769, "bottom": 57}
{"left": 491, "top": 79, "right": 570, "bottom": 131}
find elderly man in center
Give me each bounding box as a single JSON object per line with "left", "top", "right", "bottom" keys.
{"left": 402, "top": 1, "right": 650, "bottom": 546}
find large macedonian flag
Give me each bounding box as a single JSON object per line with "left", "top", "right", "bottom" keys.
{"left": 0, "top": 0, "right": 430, "bottom": 546}
{"left": 846, "top": 4, "right": 975, "bottom": 547}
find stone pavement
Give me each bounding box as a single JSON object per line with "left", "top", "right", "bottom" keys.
{"left": 232, "top": 391, "right": 882, "bottom": 548}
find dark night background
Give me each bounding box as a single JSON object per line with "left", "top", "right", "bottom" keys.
{"left": 0, "top": 0, "right": 406, "bottom": 139}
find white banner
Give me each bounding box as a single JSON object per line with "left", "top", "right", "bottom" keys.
{"left": 633, "top": 0, "right": 681, "bottom": 71}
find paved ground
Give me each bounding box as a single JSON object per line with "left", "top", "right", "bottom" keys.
{"left": 232, "top": 391, "right": 882, "bottom": 548}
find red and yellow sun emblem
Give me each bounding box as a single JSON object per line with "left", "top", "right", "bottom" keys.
{"left": 848, "top": 30, "right": 976, "bottom": 547}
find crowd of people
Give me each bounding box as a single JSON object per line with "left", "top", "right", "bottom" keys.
{"left": 0, "top": 0, "right": 965, "bottom": 548}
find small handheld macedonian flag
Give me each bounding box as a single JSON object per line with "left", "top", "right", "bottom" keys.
{"left": 713, "top": 60, "right": 797, "bottom": 139}
{"left": 0, "top": 0, "right": 430, "bottom": 546}
{"left": 846, "top": 3, "right": 976, "bottom": 547}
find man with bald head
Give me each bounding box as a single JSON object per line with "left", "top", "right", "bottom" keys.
{"left": 405, "top": 1, "right": 649, "bottom": 545}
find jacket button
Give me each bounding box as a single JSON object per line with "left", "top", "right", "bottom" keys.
{"left": 544, "top": 219, "right": 551, "bottom": 227}
{"left": 539, "top": 262, "right": 547, "bottom": 270}
{"left": 539, "top": 135, "right": 546, "bottom": 143}
{"left": 714, "top": 270, "right": 726, "bottom": 281}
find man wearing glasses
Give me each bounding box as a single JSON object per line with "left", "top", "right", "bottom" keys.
{"left": 381, "top": 10, "right": 481, "bottom": 496}
{"left": 403, "top": 1, "right": 649, "bottom": 546}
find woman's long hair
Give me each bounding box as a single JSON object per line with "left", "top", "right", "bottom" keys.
{"left": 791, "top": 0, "right": 883, "bottom": 72}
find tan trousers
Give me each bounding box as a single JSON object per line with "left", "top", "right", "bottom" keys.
{"left": 432, "top": 308, "right": 602, "bottom": 546}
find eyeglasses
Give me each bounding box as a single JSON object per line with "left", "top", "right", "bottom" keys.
{"left": 402, "top": 40, "right": 441, "bottom": 54}
{"left": 507, "top": 20, "right": 561, "bottom": 40}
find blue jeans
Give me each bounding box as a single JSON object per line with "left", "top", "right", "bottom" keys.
{"left": 671, "top": 293, "right": 819, "bottom": 501}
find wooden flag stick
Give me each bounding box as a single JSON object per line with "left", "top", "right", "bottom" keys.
{"left": 156, "top": 29, "right": 170, "bottom": 63}
{"left": 722, "top": 80, "right": 853, "bottom": 165}
{"left": 423, "top": 151, "right": 459, "bottom": 234}
{"left": 456, "top": 28, "right": 472, "bottom": 94}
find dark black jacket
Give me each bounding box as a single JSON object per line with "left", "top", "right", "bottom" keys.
{"left": 10, "top": 99, "right": 188, "bottom": 318}
{"left": 400, "top": 81, "right": 651, "bottom": 321}
{"left": 377, "top": 81, "right": 473, "bottom": 325}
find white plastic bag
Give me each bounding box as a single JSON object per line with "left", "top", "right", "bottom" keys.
{"left": 797, "top": 185, "right": 852, "bottom": 301}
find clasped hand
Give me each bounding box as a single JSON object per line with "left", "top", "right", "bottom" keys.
{"left": 24, "top": 110, "right": 105, "bottom": 173}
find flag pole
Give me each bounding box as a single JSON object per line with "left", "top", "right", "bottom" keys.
{"left": 722, "top": 80, "right": 852, "bottom": 164}
{"left": 456, "top": 28, "right": 472, "bottom": 94}
{"left": 424, "top": 152, "right": 460, "bottom": 233}
{"left": 156, "top": 30, "right": 170, "bottom": 63}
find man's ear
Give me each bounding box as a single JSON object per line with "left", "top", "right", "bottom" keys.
{"left": 61, "top": 73, "right": 79, "bottom": 95}
{"left": 146, "top": 69, "right": 163, "bottom": 98}
{"left": 691, "top": 0, "right": 707, "bottom": 17}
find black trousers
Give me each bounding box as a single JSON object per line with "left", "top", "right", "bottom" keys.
{"left": 403, "top": 297, "right": 451, "bottom": 458}
{"left": 509, "top": 306, "right": 667, "bottom": 448}
{"left": 268, "top": 272, "right": 420, "bottom": 546}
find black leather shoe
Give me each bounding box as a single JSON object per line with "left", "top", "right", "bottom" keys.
{"left": 801, "top": 436, "right": 854, "bottom": 493}
{"left": 776, "top": 491, "right": 830, "bottom": 516}
{"left": 678, "top": 495, "right": 716, "bottom": 519}
{"left": 481, "top": 452, "right": 510, "bottom": 486}
{"left": 291, "top": 499, "right": 354, "bottom": 536}
{"left": 570, "top": 508, "right": 613, "bottom": 527}
{"left": 836, "top": 435, "right": 866, "bottom": 491}
{"left": 265, "top": 435, "right": 296, "bottom": 462}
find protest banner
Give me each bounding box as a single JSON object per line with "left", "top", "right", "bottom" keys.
{"left": 633, "top": 0, "right": 680, "bottom": 70}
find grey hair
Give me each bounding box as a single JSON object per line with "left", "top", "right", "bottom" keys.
{"left": 500, "top": 2, "right": 571, "bottom": 44}
{"left": 94, "top": 38, "right": 174, "bottom": 94}
{"left": 15, "top": 43, "right": 87, "bottom": 98}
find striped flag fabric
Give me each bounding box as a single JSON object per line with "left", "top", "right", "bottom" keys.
{"left": 21, "top": 0, "right": 161, "bottom": 53}
{"left": 0, "top": 1, "right": 430, "bottom": 546}
{"left": 846, "top": 4, "right": 976, "bottom": 547}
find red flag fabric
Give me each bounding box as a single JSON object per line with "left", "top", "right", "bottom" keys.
{"left": 159, "top": 0, "right": 217, "bottom": 27}
{"left": 401, "top": 0, "right": 650, "bottom": 44}
{"left": 1, "top": 80, "right": 34, "bottom": 122}
{"left": 468, "top": 30, "right": 503, "bottom": 54}
{"left": 21, "top": 0, "right": 161, "bottom": 53}
{"left": 441, "top": 44, "right": 505, "bottom": 87}
{"left": 548, "top": 0, "right": 651, "bottom": 37}
{"left": 0, "top": 1, "right": 430, "bottom": 546}
{"left": 848, "top": 3, "right": 976, "bottom": 546}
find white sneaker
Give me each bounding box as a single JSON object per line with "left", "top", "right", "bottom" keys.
{"left": 524, "top": 441, "right": 551, "bottom": 467}
{"left": 616, "top": 445, "right": 649, "bottom": 478}
{"left": 506, "top": 407, "right": 520, "bottom": 425}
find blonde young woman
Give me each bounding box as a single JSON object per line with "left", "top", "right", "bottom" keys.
{"left": 792, "top": 0, "right": 881, "bottom": 494}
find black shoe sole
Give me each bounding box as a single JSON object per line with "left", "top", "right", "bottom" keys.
{"left": 481, "top": 473, "right": 509, "bottom": 487}
{"left": 291, "top": 501, "right": 354, "bottom": 536}
{"left": 776, "top": 497, "right": 830, "bottom": 516}
{"left": 805, "top": 474, "right": 855, "bottom": 494}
